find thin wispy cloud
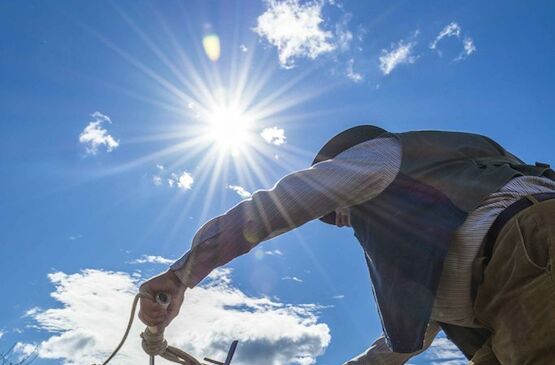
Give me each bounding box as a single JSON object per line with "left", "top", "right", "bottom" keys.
{"left": 21, "top": 269, "right": 330, "bottom": 365}
{"left": 254, "top": 0, "right": 336, "bottom": 68}
{"left": 379, "top": 37, "right": 418, "bottom": 75}
{"left": 282, "top": 276, "right": 303, "bottom": 283}
{"left": 152, "top": 175, "right": 163, "bottom": 186}
{"left": 79, "top": 112, "right": 119, "bottom": 155}
{"left": 227, "top": 185, "right": 252, "bottom": 199}
{"left": 261, "top": 127, "right": 287, "bottom": 145}
{"left": 332, "top": 295, "right": 344, "bottom": 299}
{"left": 335, "top": 13, "right": 353, "bottom": 52}
{"left": 430, "top": 22, "right": 476, "bottom": 61}
{"left": 455, "top": 36, "right": 477, "bottom": 61}
{"left": 430, "top": 22, "right": 461, "bottom": 51}
{"left": 345, "top": 58, "right": 363, "bottom": 83}
{"left": 264, "top": 249, "right": 284, "bottom": 256}
{"left": 128, "top": 255, "right": 174, "bottom": 265}
{"left": 0, "top": 329, "right": 4, "bottom": 339}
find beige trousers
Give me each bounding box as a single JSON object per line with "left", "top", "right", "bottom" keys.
{"left": 470, "top": 198, "right": 555, "bottom": 365}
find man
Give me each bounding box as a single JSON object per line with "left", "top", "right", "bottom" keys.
{"left": 139, "top": 125, "right": 555, "bottom": 364}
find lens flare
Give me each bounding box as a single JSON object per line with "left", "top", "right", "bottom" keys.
{"left": 202, "top": 34, "right": 221, "bottom": 62}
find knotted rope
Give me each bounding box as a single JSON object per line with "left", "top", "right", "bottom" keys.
{"left": 93, "top": 293, "right": 202, "bottom": 365}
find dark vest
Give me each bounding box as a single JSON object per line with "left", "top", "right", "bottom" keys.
{"left": 350, "top": 131, "right": 553, "bottom": 353}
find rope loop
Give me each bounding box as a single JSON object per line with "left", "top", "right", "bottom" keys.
{"left": 141, "top": 328, "right": 168, "bottom": 356}
{"left": 93, "top": 293, "right": 203, "bottom": 365}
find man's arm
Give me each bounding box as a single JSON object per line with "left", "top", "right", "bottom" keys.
{"left": 171, "top": 136, "right": 401, "bottom": 288}
{"left": 138, "top": 136, "right": 401, "bottom": 328}
{"left": 344, "top": 322, "right": 440, "bottom": 365}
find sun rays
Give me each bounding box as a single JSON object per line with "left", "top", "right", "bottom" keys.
{"left": 77, "top": 4, "right": 343, "bottom": 237}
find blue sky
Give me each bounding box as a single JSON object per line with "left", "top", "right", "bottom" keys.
{"left": 0, "top": 1, "right": 553, "bottom": 364}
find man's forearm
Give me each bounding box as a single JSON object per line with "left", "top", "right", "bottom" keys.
{"left": 171, "top": 136, "right": 401, "bottom": 287}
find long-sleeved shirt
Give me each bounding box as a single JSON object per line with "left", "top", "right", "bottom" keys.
{"left": 170, "top": 135, "right": 555, "bottom": 364}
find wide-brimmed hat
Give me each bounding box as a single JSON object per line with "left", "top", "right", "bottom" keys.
{"left": 311, "top": 125, "right": 388, "bottom": 225}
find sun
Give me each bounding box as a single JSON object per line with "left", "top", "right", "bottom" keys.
{"left": 204, "top": 105, "right": 254, "bottom": 155}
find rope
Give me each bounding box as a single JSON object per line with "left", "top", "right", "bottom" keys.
{"left": 93, "top": 293, "right": 202, "bottom": 365}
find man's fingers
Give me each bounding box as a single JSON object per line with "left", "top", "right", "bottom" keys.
{"left": 139, "top": 310, "right": 166, "bottom": 327}
{"left": 141, "top": 298, "right": 168, "bottom": 316}
{"left": 139, "top": 296, "right": 170, "bottom": 327}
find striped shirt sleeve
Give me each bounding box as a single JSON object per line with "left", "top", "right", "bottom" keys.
{"left": 170, "top": 136, "right": 401, "bottom": 287}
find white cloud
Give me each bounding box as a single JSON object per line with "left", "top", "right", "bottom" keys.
{"left": 156, "top": 164, "right": 165, "bottom": 171}
{"left": 167, "top": 171, "right": 194, "bottom": 191}
{"left": 176, "top": 172, "right": 194, "bottom": 190}
{"left": 14, "top": 342, "right": 37, "bottom": 357}
{"left": 254, "top": 0, "right": 336, "bottom": 68}
{"left": 264, "top": 249, "right": 284, "bottom": 256}
{"left": 332, "top": 295, "right": 344, "bottom": 299}
{"left": 345, "top": 58, "right": 363, "bottom": 83}
{"left": 0, "top": 329, "right": 4, "bottom": 339}
{"left": 152, "top": 175, "right": 163, "bottom": 186}
{"left": 379, "top": 38, "right": 418, "bottom": 75}
{"left": 455, "top": 36, "right": 476, "bottom": 61}
{"left": 261, "top": 127, "right": 287, "bottom": 145}
{"left": 240, "top": 44, "right": 248, "bottom": 52}
{"left": 430, "top": 22, "right": 476, "bottom": 61}
{"left": 419, "top": 333, "right": 466, "bottom": 365}
{"left": 335, "top": 13, "right": 353, "bottom": 52}
{"left": 282, "top": 276, "right": 303, "bottom": 283}
{"left": 128, "top": 255, "right": 174, "bottom": 265}
{"left": 227, "top": 185, "right": 252, "bottom": 199}
{"left": 22, "top": 269, "right": 330, "bottom": 365}
{"left": 79, "top": 112, "right": 119, "bottom": 155}
{"left": 430, "top": 22, "right": 461, "bottom": 50}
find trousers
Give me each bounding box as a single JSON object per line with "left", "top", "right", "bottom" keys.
{"left": 470, "top": 198, "right": 555, "bottom": 364}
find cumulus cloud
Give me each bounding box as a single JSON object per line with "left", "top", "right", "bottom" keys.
{"left": 79, "top": 112, "right": 119, "bottom": 155}
{"left": 261, "top": 127, "right": 287, "bottom": 145}
{"left": 379, "top": 38, "right": 418, "bottom": 75}
{"left": 430, "top": 22, "right": 461, "bottom": 50}
{"left": 227, "top": 185, "right": 252, "bottom": 199}
{"left": 254, "top": 0, "right": 336, "bottom": 68}
{"left": 167, "top": 171, "right": 194, "bottom": 191}
{"left": 128, "top": 255, "right": 174, "bottom": 265}
{"left": 21, "top": 269, "right": 330, "bottom": 365}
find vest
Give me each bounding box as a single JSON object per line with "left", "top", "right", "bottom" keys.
{"left": 349, "top": 131, "right": 553, "bottom": 353}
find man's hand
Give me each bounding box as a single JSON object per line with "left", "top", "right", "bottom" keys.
{"left": 139, "top": 270, "right": 186, "bottom": 330}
